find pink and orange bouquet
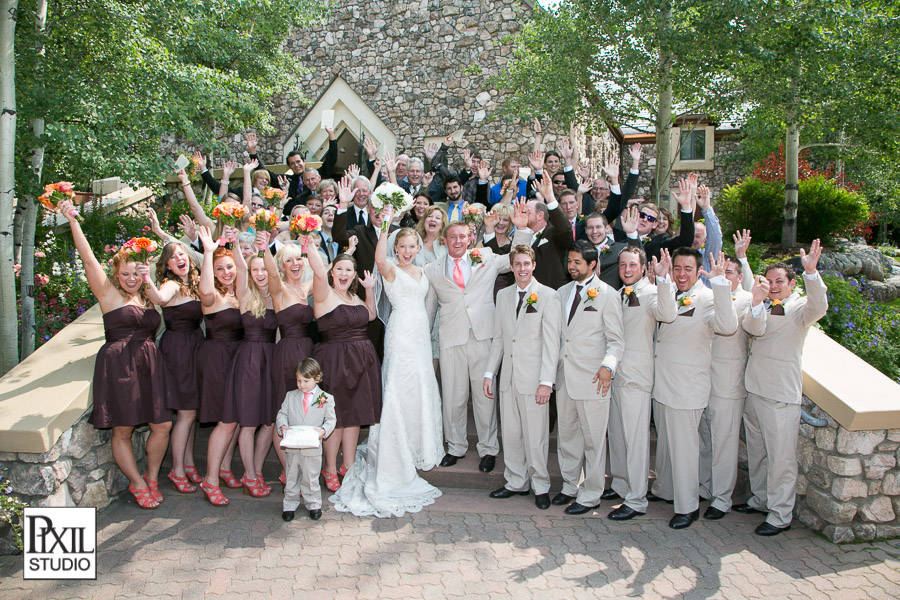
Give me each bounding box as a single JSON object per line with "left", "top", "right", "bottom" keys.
{"left": 289, "top": 214, "right": 323, "bottom": 237}
{"left": 211, "top": 201, "right": 248, "bottom": 245}
{"left": 462, "top": 203, "right": 485, "bottom": 226}
{"left": 250, "top": 208, "right": 280, "bottom": 257}
{"left": 261, "top": 187, "right": 286, "bottom": 204}
{"left": 120, "top": 237, "right": 159, "bottom": 264}
{"left": 38, "top": 181, "right": 82, "bottom": 221}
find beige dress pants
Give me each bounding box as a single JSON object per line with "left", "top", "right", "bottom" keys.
{"left": 284, "top": 449, "right": 323, "bottom": 511}
{"left": 652, "top": 401, "right": 703, "bottom": 515}
{"left": 556, "top": 377, "right": 610, "bottom": 506}
{"left": 609, "top": 384, "right": 652, "bottom": 513}
{"left": 500, "top": 387, "right": 550, "bottom": 495}
{"left": 699, "top": 394, "right": 745, "bottom": 512}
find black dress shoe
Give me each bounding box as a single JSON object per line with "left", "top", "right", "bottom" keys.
{"left": 551, "top": 492, "right": 575, "bottom": 506}
{"left": 308, "top": 508, "right": 322, "bottom": 521}
{"left": 755, "top": 522, "right": 790, "bottom": 536}
{"left": 668, "top": 509, "right": 700, "bottom": 529}
{"left": 600, "top": 489, "right": 622, "bottom": 501}
{"left": 607, "top": 505, "right": 645, "bottom": 521}
{"left": 733, "top": 503, "right": 768, "bottom": 515}
{"left": 478, "top": 455, "right": 496, "bottom": 473}
{"left": 534, "top": 493, "right": 551, "bottom": 510}
{"left": 703, "top": 506, "right": 727, "bottom": 520}
{"left": 489, "top": 487, "right": 529, "bottom": 499}
{"left": 565, "top": 502, "right": 600, "bottom": 515}
{"left": 282, "top": 511, "right": 295, "bottom": 522}
{"left": 646, "top": 491, "right": 670, "bottom": 503}
{"left": 439, "top": 453, "right": 463, "bottom": 468}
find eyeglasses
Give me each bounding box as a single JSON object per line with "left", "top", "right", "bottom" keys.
{"left": 639, "top": 213, "right": 658, "bottom": 223}
{"left": 552, "top": 180, "right": 566, "bottom": 185}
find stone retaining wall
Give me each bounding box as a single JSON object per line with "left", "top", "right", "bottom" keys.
{"left": 796, "top": 397, "right": 900, "bottom": 542}
{"left": 0, "top": 411, "right": 147, "bottom": 554}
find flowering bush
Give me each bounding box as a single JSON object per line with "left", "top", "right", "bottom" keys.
{"left": 0, "top": 464, "right": 26, "bottom": 551}
{"left": 819, "top": 275, "right": 900, "bottom": 384}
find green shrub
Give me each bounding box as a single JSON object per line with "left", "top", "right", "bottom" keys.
{"left": 718, "top": 176, "right": 869, "bottom": 244}
{"left": 819, "top": 275, "right": 900, "bottom": 384}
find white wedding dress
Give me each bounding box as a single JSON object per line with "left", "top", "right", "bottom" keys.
{"left": 330, "top": 266, "right": 444, "bottom": 517}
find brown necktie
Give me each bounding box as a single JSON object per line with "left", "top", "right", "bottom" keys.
{"left": 770, "top": 303, "right": 785, "bottom": 316}
{"left": 567, "top": 285, "right": 583, "bottom": 325}
{"left": 516, "top": 290, "right": 526, "bottom": 316}
{"left": 621, "top": 289, "right": 639, "bottom": 307}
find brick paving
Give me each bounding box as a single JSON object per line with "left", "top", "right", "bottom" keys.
{"left": 2, "top": 487, "right": 899, "bottom": 599}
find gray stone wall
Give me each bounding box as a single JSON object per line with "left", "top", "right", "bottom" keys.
{"left": 796, "top": 397, "right": 900, "bottom": 543}
{"left": 0, "top": 411, "right": 147, "bottom": 554}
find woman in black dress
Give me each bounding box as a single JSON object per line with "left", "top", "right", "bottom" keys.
{"left": 140, "top": 241, "right": 204, "bottom": 494}
{"left": 306, "top": 236, "right": 381, "bottom": 492}
{"left": 59, "top": 199, "right": 171, "bottom": 509}
{"left": 263, "top": 242, "right": 314, "bottom": 487}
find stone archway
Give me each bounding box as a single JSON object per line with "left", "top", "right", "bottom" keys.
{"left": 283, "top": 76, "right": 397, "bottom": 178}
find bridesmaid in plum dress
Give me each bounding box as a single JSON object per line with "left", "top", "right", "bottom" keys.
{"left": 196, "top": 226, "right": 244, "bottom": 506}
{"left": 140, "top": 241, "right": 204, "bottom": 495}
{"left": 222, "top": 231, "right": 278, "bottom": 498}
{"left": 59, "top": 200, "right": 171, "bottom": 510}
{"left": 263, "top": 242, "right": 314, "bottom": 487}
{"left": 306, "top": 235, "right": 381, "bottom": 493}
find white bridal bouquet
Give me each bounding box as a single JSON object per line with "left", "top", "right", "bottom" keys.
{"left": 372, "top": 182, "right": 414, "bottom": 215}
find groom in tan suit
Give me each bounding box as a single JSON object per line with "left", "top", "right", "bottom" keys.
{"left": 553, "top": 240, "right": 625, "bottom": 515}
{"left": 484, "top": 245, "right": 560, "bottom": 509}
{"left": 426, "top": 209, "right": 532, "bottom": 472}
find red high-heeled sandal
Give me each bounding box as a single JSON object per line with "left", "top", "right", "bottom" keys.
{"left": 256, "top": 474, "right": 272, "bottom": 495}
{"left": 322, "top": 469, "right": 341, "bottom": 492}
{"left": 278, "top": 471, "right": 286, "bottom": 491}
{"left": 168, "top": 470, "right": 197, "bottom": 494}
{"left": 200, "top": 480, "right": 229, "bottom": 506}
{"left": 219, "top": 469, "right": 241, "bottom": 489}
{"left": 338, "top": 464, "right": 350, "bottom": 477}
{"left": 241, "top": 475, "right": 271, "bottom": 498}
{"left": 143, "top": 473, "right": 163, "bottom": 503}
{"left": 183, "top": 465, "right": 203, "bottom": 484}
{"left": 129, "top": 484, "right": 160, "bottom": 509}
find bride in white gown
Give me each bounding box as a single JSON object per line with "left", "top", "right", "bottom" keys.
{"left": 330, "top": 210, "right": 444, "bottom": 517}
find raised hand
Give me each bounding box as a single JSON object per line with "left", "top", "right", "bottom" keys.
{"left": 222, "top": 225, "right": 240, "bottom": 244}
{"left": 477, "top": 159, "right": 491, "bottom": 181}
{"left": 197, "top": 225, "right": 217, "bottom": 252}
{"left": 621, "top": 206, "right": 640, "bottom": 235}
{"left": 654, "top": 248, "right": 672, "bottom": 278}
{"left": 136, "top": 263, "right": 152, "bottom": 284}
{"left": 538, "top": 170, "right": 554, "bottom": 202}
{"left": 255, "top": 230, "right": 268, "bottom": 253}
{"left": 325, "top": 126, "right": 335, "bottom": 140}
{"left": 577, "top": 158, "right": 591, "bottom": 182}
{"left": 528, "top": 149, "right": 544, "bottom": 172}
{"left": 422, "top": 171, "right": 434, "bottom": 187}
{"left": 222, "top": 160, "right": 237, "bottom": 179}
{"left": 381, "top": 205, "right": 395, "bottom": 230}
{"left": 700, "top": 251, "right": 727, "bottom": 280}
{"left": 179, "top": 214, "right": 197, "bottom": 241}
{"left": 697, "top": 184, "right": 712, "bottom": 210}
{"left": 602, "top": 155, "right": 620, "bottom": 185}
{"left": 751, "top": 275, "right": 770, "bottom": 305}
{"left": 733, "top": 229, "right": 751, "bottom": 259}
{"left": 58, "top": 199, "right": 78, "bottom": 221}
{"left": 532, "top": 118, "right": 542, "bottom": 137}
{"left": 558, "top": 139, "right": 573, "bottom": 161}
{"left": 483, "top": 211, "right": 498, "bottom": 234}
{"left": 246, "top": 131, "right": 258, "bottom": 155}
{"left": 147, "top": 207, "right": 162, "bottom": 235}
{"left": 363, "top": 137, "right": 379, "bottom": 160}
{"left": 347, "top": 235, "right": 359, "bottom": 254}
{"left": 383, "top": 151, "right": 397, "bottom": 173}
{"left": 800, "top": 239, "right": 822, "bottom": 274}
{"left": 462, "top": 148, "right": 474, "bottom": 171}
{"left": 277, "top": 175, "right": 289, "bottom": 191}
{"left": 243, "top": 158, "right": 259, "bottom": 172}
{"left": 424, "top": 142, "right": 439, "bottom": 162}
{"left": 629, "top": 143, "right": 642, "bottom": 169}
{"left": 674, "top": 177, "right": 693, "bottom": 211}
{"left": 337, "top": 175, "right": 357, "bottom": 210}
{"left": 443, "top": 133, "right": 455, "bottom": 147}
{"left": 192, "top": 151, "right": 207, "bottom": 172}
{"left": 358, "top": 269, "right": 376, "bottom": 290}
{"left": 345, "top": 163, "right": 361, "bottom": 180}
{"left": 176, "top": 168, "right": 190, "bottom": 186}
{"left": 510, "top": 200, "right": 529, "bottom": 230}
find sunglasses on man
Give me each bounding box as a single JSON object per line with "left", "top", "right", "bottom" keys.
{"left": 639, "top": 212, "right": 658, "bottom": 223}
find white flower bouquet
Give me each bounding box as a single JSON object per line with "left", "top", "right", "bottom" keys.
{"left": 372, "top": 182, "right": 414, "bottom": 215}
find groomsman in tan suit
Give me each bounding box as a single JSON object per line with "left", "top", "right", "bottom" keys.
{"left": 736, "top": 240, "right": 827, "bottom": 536}
{"left": 651, "top": 247, "right": 737, "bottom": 529}
{"left": 484, "top": 245, "right": 561, "bottom": 509}
{"left": 606, "top": 246, "right": 677, "bottom": 520}
{"left": 553, "top": 241, "right": 625, "bottom": 514}
{"left": 700, "top": 255, "right": 768, "bottom": 520}
{"left": 425, "top": 207, "right": 533, "bottom": 471}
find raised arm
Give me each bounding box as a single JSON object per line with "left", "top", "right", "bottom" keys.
{"left": 304, "top": 234, "right": 331, "bottom": 305}
{"left": 260, "top": 231, "right": 283, "bottom": 300}
{"left": 374, "top": 206, "right": 396, "bottom": 282}
{"left": 232, "top": 232, "right": 251, "bottom": 303}
{"left": 242, "top": 159, "right": 259, "bottom": 207}
{"left": 734, "top": 229, "right": 754, "bottom": 291}
{"left": 196, "top": 226, "right": 219, "bottom": 307}
{"left": 219, "top": 160, "right": 237, "bottom": 200}
{"left": 58, "top": 199, "right": 115, "bottom": 302}
{"left": 178, "top": 168, "right": 214, "bottom": 230}
{"left": 357, "top": 270, "right": 378, "bottom": 321}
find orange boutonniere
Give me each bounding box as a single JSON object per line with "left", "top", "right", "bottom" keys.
{"left": 586, "top": 287, "right": 599, "bottom": 301}
{"left": 677, "top": 295, "right": 693, "bottom": 307}
{"left": 771, "top": 298, "right": 783, "bottom": 307}
{"left": 525, "top": 292, "right": 539, "bottom": 306}
{"left": 469, "top": 248, "right": 483, "bottom": 266}
{"left": 623, "top": 286, "right": 634, "bottom": 297}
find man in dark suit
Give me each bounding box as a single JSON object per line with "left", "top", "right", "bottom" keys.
{"left": 579, "top": 143, "right": 643, "bottom": 221}
{"left": 524, "top": 175, "right": 573, "bottom": 290}
{"left": 613, "top": 195, "right": 694, "bottom": 262}
{"left": 583, "top": 210, "right": 640, "bottom": 290}
{"left": 344, "top": 177, "right": 373, "bottom": 231}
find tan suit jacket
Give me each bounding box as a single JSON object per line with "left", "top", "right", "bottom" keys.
{"left": 615, "top": 277, "right": 677, "bottom": 393}
{"left": 653, "top": 279, "right": 738, "bottom": 410}
{"left": 425, "top": 230, "right": 531, "bottom": 349}
{"left": 486, "top": 280, "right": 560, "bottom": 393}
{"left": 744, "top": 273, "right": 828, "bottom": 404}
{"left": 710, "top": 287, "right": 766, "bottom": 400}
{"left": 556, "top": 278, "right": 625, "bottom": 399}
{"left": 275, "top": 386, "right": 338, "bottom": 457}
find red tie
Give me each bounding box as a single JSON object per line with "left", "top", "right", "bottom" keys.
{"left": 453, "top": 258, "right": 465, "bottom": 290}
{"left": 302, "top": 391, "right": 311, "bottom": 415}
{"left": 572, "top": 222, "right": 576, "bottom": 238}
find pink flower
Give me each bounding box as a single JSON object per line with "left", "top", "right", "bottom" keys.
{"left": 34, "top": 250, "right": 46, "bottom": 258}
{"left": 35, "top": 274, "right": 50, "bottom": 285}
{"left": 13, "top": 264, "right": 21, "bottom": 277}
{"left": 104, "top": 244, "right": 118, "bottom": 254}
{"left": 56, "top": 182, "right": 74, "bottom": 193}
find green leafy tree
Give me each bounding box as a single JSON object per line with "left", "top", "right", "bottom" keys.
{"left": 0, "top": 0, "right": 324, "bottom": 372}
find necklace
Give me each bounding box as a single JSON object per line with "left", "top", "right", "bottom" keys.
{"left": 226, "top": 290, "right": 235, "bottom": 297}
{"left": 335, "top": 289, "right": 354, "bottom": 304}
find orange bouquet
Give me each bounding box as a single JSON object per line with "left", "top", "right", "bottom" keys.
{"left": 250, "top": 208, "right": 280, "bottom": 257}
{"left": 211, "top": 201, "right": 248, "bottom": 246}
{"left": 121, "top": 237, "right": 159, "bottom": 264}
{"left": 289, "top": 214, "right": 323, "bottom": 237}
{"left": 462, "top": 203, "right": 485, "bottom": 226}
{"left": 39, "top": 181, "right": 81, "bottom": 221}
{"left": 261, "top": 187, "right": 286, "bottom": 204}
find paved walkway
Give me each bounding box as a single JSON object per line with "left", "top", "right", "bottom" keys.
{"left": 2, "top": 487, "right": 899, "bottom": 599}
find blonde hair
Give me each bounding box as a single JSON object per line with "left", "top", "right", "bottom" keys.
{"left": 110, "top": 252, "right": 151, "bottom": 305}
{"left": 416, "top": 205, "right": 448, "bottom": 242}
{"left": 275, "top": 244, "right": 304, "bottom": 280}
{"left": 245, "top": 255, "right": 269, "bottom": 318}
{"left": 251, "top": 169, "right": 271, "bottom": 188}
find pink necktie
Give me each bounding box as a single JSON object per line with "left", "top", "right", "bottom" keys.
{"left": 453, "top": 258, "right": 465, "bottom": 290}
{"left": 302, "top": 391, "right": 311, "bottom": 415}
{"left": 572, "top": 222, "right": 576, "bottom": 238}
